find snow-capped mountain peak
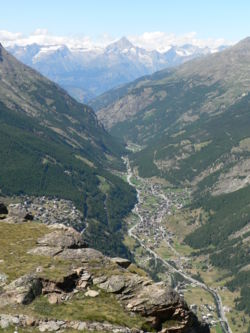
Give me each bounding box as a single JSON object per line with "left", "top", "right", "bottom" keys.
{"left": 105, "top": 37, "right": 134, "bottom": 53}
{"left": 7, "top": 38, "right": 228, "bottom": 103}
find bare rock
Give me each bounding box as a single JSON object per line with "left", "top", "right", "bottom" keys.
{"left": 57, "top": 247, "right": 105, "bottom": 261}
{"left": 77, "top": 280, "right": 88, "bottom": 289}
{"left": 27, "top": 246, "right": 63, "bottom": 257}
{"left": 111, "top": 257, "right": 131, "bottom": 269}
{"left": 37, "top": 228, "right": 87, "bottom": 249}
{"left": 85, "top": 289, "right": 99, "bottom": 297}
{"left": 0, "top": 317, "right": 10, "bottom": 329}
{"left": 77, "top": 271, "right": 92, "bottom": 290}
{"left": 0, "top": 272, "right": 7, "bottom": 286}
{"left": 38, "top": 320, "right": 61, "bottom": 332}
{"left": 98, "top": 275, "right": 126, "bottom": 293}
{"left": 47, "top": 293, "right": 61, "bottom": 304}
{"left": 2, "top": 274, "right": 42, "bottom": 305}
{"left": 93, "top": 275, "right": 108, "bottom": 285}
{"left": 8, "top": 204, "right": 28, "bottom": 219}
{"left": 25, "top": 316, "right": 36, "bottom": 326}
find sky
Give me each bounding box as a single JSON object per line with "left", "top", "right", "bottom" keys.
{"left": 0, "top": 0, "right": 249, "bottom": 50}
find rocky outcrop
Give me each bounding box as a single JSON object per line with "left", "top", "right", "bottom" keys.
{"left": 0, "top": 223, "right": 209, "bottom": 332}
{"left": 95, "top": 275, "right": 208, "bottom": 332}
{"left": 8, "top": 204, "right": 29, "bottom": 220}
{"left": 36, "top": 227, "right": 87, "bottom": 249}
{"left": 0, "top": 314, "right": 137, "bottom": 332}
{"left": 19, "top": 226, "right": 209, "bottom": 332}
{"left": 111, "top": 257, "right": 131, "bottom": 269}
{"left": 2, "top": 274, "right": 42, "bottom": 305}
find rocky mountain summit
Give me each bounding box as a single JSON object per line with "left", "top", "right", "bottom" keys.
{"left": 0, "top": 205, "right": 209, "bottom": 333}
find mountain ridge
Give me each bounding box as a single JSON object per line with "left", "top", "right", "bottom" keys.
{"left": 7, "top": 37, "right": 228, "bottom": 102}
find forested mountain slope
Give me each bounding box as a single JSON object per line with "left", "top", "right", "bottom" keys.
{"left": 93, "top": 38, "right": 250, "bottom": 317}
{"left": 0, "top": 43, "right": 136, "bottom": 257}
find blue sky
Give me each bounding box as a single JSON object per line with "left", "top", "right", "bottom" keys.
{"left": 1, "top": 0, "right": 250, "bottom": 40}
{"left": 0, "top": 0, "right": 249, "bottom": 50}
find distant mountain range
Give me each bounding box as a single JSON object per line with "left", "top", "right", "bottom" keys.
{"left": 7, "top": 37, "right": 227, "bottom": 102}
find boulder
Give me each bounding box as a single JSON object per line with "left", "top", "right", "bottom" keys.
{"left": 37, "top": 228, "right": 87, "bottom": 249}
{"left": 77, "top": 271, "right": 92, "bottom": 290}
{"left": 57, "top": 248, "right": 105, "bottom": 261}
{"left": 27, "top": 246, "right": 63, "bottom": 257}
{"left": 0, "top": 203, "right": 8, "bottom": 215}
{"left": 8, "top": 204, "right": 28, "bottom": 219}
{"left": 3, "top": 274, "right": 42, "bottom": 305}
{"left": 0, "top": 317, "right": 10, "bottom": 329}
{"left": 111, "top": 257, "right": 131, "bottom": 269}
{"left": 98, "top": 275, "right": 126, "bottom": 293}
{"left": 38, "top": 320, "right": 61, "bottom": 332}
{"left": 85, "top": 289, "right": 99, "bottom": 297}
{"left": 0, "top": 273, "right": 7, "bottom": 286}
{"left": 25, "top": 317, "right": 36, "bottom": 327}
{"left": 48, "top": 293, "right": 61, "bottom": 304}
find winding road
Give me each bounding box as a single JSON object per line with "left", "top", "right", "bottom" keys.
{"left": 124, "top": 156, "right": 232, "bottom": 333}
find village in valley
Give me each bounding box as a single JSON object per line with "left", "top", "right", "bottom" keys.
{"left": 123, "top": 155, "right": 235, "bottom": 333}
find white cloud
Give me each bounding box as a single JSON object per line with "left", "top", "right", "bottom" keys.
{"left": 0, "top": 29, "right": 234, "bottom": 52}
{"left": 128, "top": 32, "right": 233, "bottom": 52}
{"left": 0, "top": 29, "right": 101, "bottom": 51}
{"left": 0, "top": 30, "right": 23, "bottom": 42}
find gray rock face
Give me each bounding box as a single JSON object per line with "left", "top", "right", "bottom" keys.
{"left": 2, "top": 274, "right": 42, "bottom": 305}
{"left": 0, "top": 313, "right": 136, "bottom": 332}
{"left": 99, "top": 275, "right": 126, "bottom": 293}
{"left": 85, "top": 289, "right": 99, "bottom": 297}
{"left": 38, "top": 320, "right": 61, "bottom": 332}
{"left": 57, "top": 248, "right": 105, "bottom": 262}
{"left": 0, "top": 273, "right": 7, "bottom": 286}
{"left": 8, "top": 204, "right": 28, "bottom": 219}
{"left": 0, "top": 224, "right": 209, "bottom": 333}
{"left": 37, "top": 228, "right": 88, "bottom": 249}
{"left": 111, "top": 257, "right": 131, "bottom": 269}
{"left": 27, "top": 246, "right": 63, "bottom": 257}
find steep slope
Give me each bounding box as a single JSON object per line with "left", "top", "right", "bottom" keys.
{"left": 7, "top": 37, "right": 226, "bottom": 102}
{"left": 93, "top": 38, "right": 250, "bottom": 318}
{"left": 94, "top": 37, "right": 250, "bottom": 180}
{"left": 0, "top": 215, "right": 209, "bottom": 333}
{"left": 94, "top": 37, "right": 250, "bottom": 134}
{"left": 0, "top": 43, "right": 136, "bottom": 257}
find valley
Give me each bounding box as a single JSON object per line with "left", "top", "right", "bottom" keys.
{"left": 1, "top": 3, "right": 250, "bottom": 333}
{"left": 123, "top": 155, "right": 249, "bottom": 333}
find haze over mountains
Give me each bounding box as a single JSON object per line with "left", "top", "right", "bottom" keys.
{"left": 7, "top": 37, "right": 227, "bottom": 102}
